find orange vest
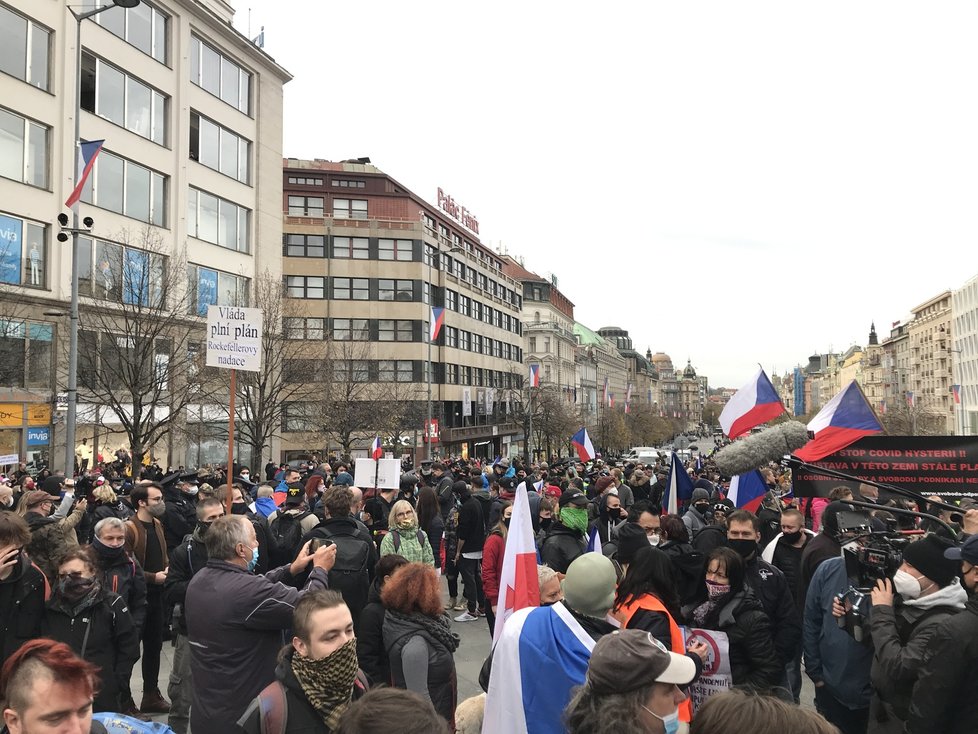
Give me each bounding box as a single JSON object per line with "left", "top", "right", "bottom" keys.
{"left": 614, "top": 594, "right": 694, "bottom": 723}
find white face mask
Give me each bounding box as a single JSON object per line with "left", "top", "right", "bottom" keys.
{"left": 648, "top": 534, "right": 660, "bottom": 547}
{"left": 642, "top": 705, "right": 679, "bottom": 734}
{"left": 893, "top": 569, "right": 921, "bottom": 599}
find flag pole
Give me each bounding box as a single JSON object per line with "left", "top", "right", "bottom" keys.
{"left": 226, "top": 367, "right": 236, "bottom": 516}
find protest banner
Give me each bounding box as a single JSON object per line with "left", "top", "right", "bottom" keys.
{"left": 681, "top": 628, "right": 731, "bottom": 711}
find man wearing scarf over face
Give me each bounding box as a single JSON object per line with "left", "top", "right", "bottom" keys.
{"left": 239, "top": 590, "right": 369, "bottom": 733}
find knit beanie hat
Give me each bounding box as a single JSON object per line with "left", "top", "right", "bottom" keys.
{"left": 616, "top": 522, "right": 651, "bottom": 566}
{"left": 562, "top": 553, "right": 617, "bottom": 619}
{"left": 902, "top": 534, "right": 959, "bottom": 588}
{"left": 691, "top": 488, "right": 710, "bottom": 503}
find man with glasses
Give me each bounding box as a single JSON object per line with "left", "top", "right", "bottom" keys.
{"left": 902, "top": 535, "right": 978, "bottom": 734}
{"left": 0, "top": 513, "right": 46, "bottom": 667}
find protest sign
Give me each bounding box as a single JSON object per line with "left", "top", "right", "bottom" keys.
{"left": 681, "top": 628, "right": 731, "bottom": 711}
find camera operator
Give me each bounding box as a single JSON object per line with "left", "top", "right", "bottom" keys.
{"left": 902, "top": 535, "right": 978, "bottom": 734}
{"left": 830, "top": 534, "right": 966, "bottom": 734}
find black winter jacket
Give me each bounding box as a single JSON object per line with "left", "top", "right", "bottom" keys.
{"left": 163, "top": 533, "right": 209, "bottom": 635}
{"left": 683, "top": 588, "right": 782, "bottom": 690}
{"left": 42, "top": 590, "right": 140, "bottom": 712}
{"left": 540, "top": 523, "right": 585, "bottom": 574}
{"left": 903, "top": 596, "right": 978, "bottom": 734}
{"left": 356, "top": 580, "right": 388, "bottom": 686}
{"left": 97, "top": 547, "right": 147, "bottom": 631}
{"left": 744, "top": 556, "right": 802, "bottom": 666}
{"left": 383, "top": 612, "right": 456, "bottom": 725}
{"left": 162, "top": 488, "right": 197, "bottom": 553}
{"left": 0, "top": 553, "right": 47, "bottom": 665}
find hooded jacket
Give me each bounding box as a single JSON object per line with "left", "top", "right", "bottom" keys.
{"left": 0, "top": 552, "right": 47, "bottom": 663}
{"left": 163, "top": 530, "right": 209, "bottom": 636}
{"left": 591, "top": 495, "right": 624, "bottom": 547}
{"left": 682, "top": 500, "right": 710, "bottom": 538}
{"left": 95, "top": 545, "right": 148, "bottom": 632}
{"left": 540, "top": 522, "right": 586, "bottom": 574}
{"left": 383, "top": 612, "right": 457, "bottom": 725}
{"left": 25, "top": 507, "right": 84, "bottom": 582}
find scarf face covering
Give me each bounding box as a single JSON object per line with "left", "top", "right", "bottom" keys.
{"left": 560, "top": 507, "right": 589, "bottom": 534}
{"left": 291, "top": 637, "right": 359, "bottom": 729}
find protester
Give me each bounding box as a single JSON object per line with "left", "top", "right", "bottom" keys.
{"left": 357, "top": 553, "right": 409, "bottom": 686}
{"left": 334, "top": 687, "right": 449, "bottom": 734}
{"left": 268, "top": 484, "right": 318, "bottom": 567}
{"left": 682, "top": 487, "right": 712, "bottom": 537}
{"left": 185, "top": 515, "right": 338, "bottom": 730}
{"left": 591, "top": 493, "right": 624, "bottom": 551}
{"left": 683, "top": 547, "right": 782, "bottom": 690}
{"left": 238, "top": 590, "right": 369, "bottom": 733}
{"left": 540, "top": 489, "right": 589, "bottom": 574}
{"left": 481, "top": 501, "right": 512, "bottom": 635}
{"left": 41, "top": 547, "right": 140, "bottom": 713}
{"left": 658, "top": 514, "right": 706, "bottom": 607}
{"left": 381, "top": 562, "right": 460, "bottom": 727}
{"left": 690, "top": 688, "right": 841, "bottom": 734}
{"left": 564, "top": 628, "right": 698, "bottom": 734}
{"left": 160, "top": 472, "right": 199, "bottom": 553}
{"left": 379, "top": 500, "right": 434, "bottom": 567}
{"left": 415, "top": 486, "right": 444, "bottom": 567}
{"left": 537, "top": 564, "right": 564, "bottom": 606}
{"left": 453, "top": 481, "right": 486, "bottom": 622}
{"left": 24, "top": 488, "right": 86, "bottom": 583}
{"left": 0, "top": 513, "right": 46, "bottom": 668}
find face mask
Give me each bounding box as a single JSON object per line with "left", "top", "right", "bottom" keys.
{"left": 196, "top": 520, "right": 212, "bottom": 537}
{"left": 648, "top": 534, "right": 660, "bottom": 547}
{"left": 59, "top": 575, "right": 97, "bottom": 602}
{"left": 728, "top": 538, "right": 757, "bottom": 560}
{"left": 148, "top": 502, "right": 166, "bottom": 518}
{"left": 397, "top": 517, "right": 418, "bottom": 531}
{"left": 93, "top": 537, "right": 125, "bottom": 560}
{"left": 782, "top": 530, "right": 802, "bottom": 544}
{"left": 183, "top": 487, "right": 199, "bottom": 497}
{"left": 695, "top": 503, "right": 710, "bottom": 514}
{"left": 706, "top": 579, "right": 730, "bottom": 599}
{"left": 642, "top": 705, "right": 680, "bottom": 734}
{"left": 231, "top": 503, "right": 249, "bottom": 515}
{"left": 560, "top": 507, "right": 589, "bottom": 534}
{"left": 246, "top": 545, "right": 259, "bottom": 572}
{"left": 503, "top": 518, "right": 511, "bottom": 529}
{"left": 540, "top": 517, "right": 553, "bottom": 532}
{"left": 893, "top": 569, "right": 922, "bottom": 599}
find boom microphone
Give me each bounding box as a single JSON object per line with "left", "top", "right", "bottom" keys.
{"left": 714, "top": 421, "right": 810, "bottom": 477}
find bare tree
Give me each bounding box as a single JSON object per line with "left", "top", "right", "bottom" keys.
{"left": 373, "top": 378, "right": 427, "bottom": 455}
{"left": 311, "top": 339, "right": 384, "bottom": 458}
{"left": 72, "top": 227, "right": 200, "bottom": 468}
{"left": 880, "top": 402, "right": 946, "bottom": 436}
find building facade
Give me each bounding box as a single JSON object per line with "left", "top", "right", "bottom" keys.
{"left": 0, "top": 0, "right": 289, "bottom": 471}
{"left": 907, "top": 290, "right": 954, "bottom": 433}
{"left": 952, "top": 274, "right": 978, "bottom": 434}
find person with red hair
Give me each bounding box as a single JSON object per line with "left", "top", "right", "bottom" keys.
{"left": 0, "top": 638, "right": 100, "bottom": 734}
{"left": 381, "top": 562, "right": 459, "bottom": 728}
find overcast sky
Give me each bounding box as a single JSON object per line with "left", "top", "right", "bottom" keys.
{"left": 233, "top": 1, "right": 978, "bottom": 388}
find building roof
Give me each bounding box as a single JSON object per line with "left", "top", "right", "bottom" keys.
{"left": 500, "top": 255, "right": 546, "bottom": 284}
{"left": 574, "top": 322, "right": 606, "bottom": 346}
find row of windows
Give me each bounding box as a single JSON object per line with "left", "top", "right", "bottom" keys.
{"left": 287, "top": 196, "right": 368, "bottom": 219}
{"left": 285, "top": 276, "right": 423, "bottom": 302}
{"left": 77, "top": 236, "right": 165, "bottom": 307}
{"left": 444, "top": 291, "right": 522, "bottom": 335}
{"left": 0, "top": 106, "right": 46, "bottom": 189}
{"left": 190, "top": 35, "right": 251, "bottom": 115}
{"left": 284, "top": 318, "right": 419, "bottom": 342}
{"left": 440, "top": 327, "right": 523, "bottom": 362}
{"left": 285, "top": 359, "right": 422, "bottom": 384}
{"left": 288, "top": 176, "right": 323, "bottom": 186}
{"left": 81, "top": 150, "right": 166, "bottom": 227}
{"left": 283, "top": 235, "right": 415, "bottom": 261}
{"left": 187, "top": 188, "right": 250, "bottom": 252}
{"left": 81, "top": 52, "right": 166, "bottom": 146}
{"left": 95, "top": 1, "right": 167, "bottom": 64}
{"left": 190, "top": 112, "right": 250, "bottom": 183}
{"left": 187, "top": 264, "right": 249, "bottom": 316}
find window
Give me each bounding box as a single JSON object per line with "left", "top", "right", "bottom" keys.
{"left": 331, "top": 237, "right": 368, "bottom": 259}
{"left": 0, "top": 320, "right": 52, "bottom": 388}
{"left": 472, "top": 301, "right": 481, "bottom": 321}
{"left": 78, "top": 237, "right": 166, "bottom": 306}
{"left": 422, "top": 282, "right": 431, "bottom": 305}
{"left": 284, "top": 317, "right": 326, "bottom": 339}
{"left": 445, "top": 326, "right": 458, "bottom": 348}
{"left": 454, "top": 260, "right": 464, "bottom": 279}
{"left": 472, "top": 334, "right": 482, "bottom": 354}
{"left": 288, "top": 196, "right": 324, "bottom": 218}
{"left": 188, "top": 265, "right": 248, "bottom": 315}
{"left": 379, "top": 238, "right": 413, "bottom": 261}
{"left": 484, "top": 338, "right": 493, "bottom": 357}
{"left": 96, "top": 1, "right": 167, "bottom": 63}
{"left": 396, "top": 361, "right": 414, "bottom": 382}
{"left": 0, "top": 214, "right": 45, "bottom": 289}
{"left": 484, "top": 305, "right": 493, "bottom": 325}
{"left": 188, "top": 188, "right": 248, "bottom": 251}
{"left": 459, "top": 331, "right": 471, "bottom": 351}
{"left": 461, "top": 366, "right": 472, "bottom": 385}
{"left": 332, "top": 199, "right": 368, "bottom": 219}
{"left": 190, "top": 36, "right": 250, "bottom": 114}
{"left": 282, "top": 402, "right": 316, "bottom": 432}
{"left": 332, "top": 277, "right": 369, "bottom": 300}
{"left": 474, "top": 368, "right": 483, "bottom": 387}
{"left": 331, "top": 179, "right": 366, "bottom": 188}
{"left": 494, "top": 310, "right": 502, "bottom": 329}
{"left": 0, "top": 108, "right": 46, "bottom": 188}
{"left": 447, "top": 364, "right": 458, "bottom": 385}
{"left": 445, "top": 290, "right": 458, "bottom": 312}
{"left": 332, "top": 318, "right": 369, "bottom": 341}
{"left": 0, "top": 5, "right": 49, "bottom": 89}
{"left": 479, "top": 273, "right": 488, "bottom": 292}
{"left": 423, "top": 244, "right": 437, "bottom": 268}
{"left": 81, "top": 54, "right": 166, "bottom": 145}
{"left": 288, "top": 176, "right": 323, "bottom": 186}
{"left": 82, "top": 151, "right": 166, "bottom": 226}
{"left": 285, "top": 276, "right": 324, "bottom": 299}
{"left": 284, "top": 234, "right": 325, "bottom": 257}
{"left": 459, "top": 296, "right": 470, "bottom": 317}
{"left": 378, "top": 279, "right": 414, "bottom": 302}
{"left": 190, "top": 112, "right": 248, "bottom": 182}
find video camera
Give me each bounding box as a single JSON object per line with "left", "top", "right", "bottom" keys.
{"left": 834, "top": 509, "right": 910, "bottom": 643}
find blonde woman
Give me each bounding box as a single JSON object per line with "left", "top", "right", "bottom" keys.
{"left": 380, "top": 500, "right": 434, "bottom": 566}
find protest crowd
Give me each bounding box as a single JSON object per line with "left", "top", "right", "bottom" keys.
{"left": 2, "top": 408, "right": 978, "bottom": 734}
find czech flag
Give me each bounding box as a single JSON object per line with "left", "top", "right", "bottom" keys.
{"left": 528, "top": 364, "right": 540, "bottom": 387}
{"left": 570, "top": 427, "right": 595, "bottom": 462}
{"left": 794, "top": 380, "right": 883, "bottom": 463}
{"left": 65, "top": 139, "right": 105, "bottom": 209}
{"left": 370, "top": 436, "right": 383, "bottom": 460}
{"left": 491, "top": 482, "right": 540, "bottom": 643}
{"left": 664, "top": 451, "right": 695, "bottom": 515}
{"left": 727, "top": 470, "right": 768, "bottom": 512}
{"left": 429, "top": 306, "right": 445, "bottom": 342}
{"left": 719, "top": 368, "right": 785, "bottom": 439}
{"left": 952, "top": 384, "right": 961, "bottom": 405}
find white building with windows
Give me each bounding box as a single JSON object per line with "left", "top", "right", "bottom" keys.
{"left": 0, "top": 0, "right": 290, "bottom": 470}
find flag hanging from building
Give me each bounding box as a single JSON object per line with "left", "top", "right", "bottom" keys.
{"left": 528, "top": 364, "right": 540, "bottom": 388}
{"left": 429, "top": 306, "right": 445, "bottom": 342}
{"left": 486, "top": 388, "right": 495, "bottom": 414}
{"left": 952, "top": 385, "right": 961, "bottom": 404}
{"left": 491, "top": 482, "right": 540, "bottom": 643}
{"left": 718, "top": 368, "right": 786, "bottom": 439}
{"left": 602, "top": 376, "right": 610, "bottom": 406}
{"left": 906, "top": 391, "right": 915, "bottom": 408}
{"left": 571, "top": 427, "right": 595, "bottom": 462}
{"left": 370, "top": 436, "right": 383, "bottom": 460}
{"left": 65, "top": 139, "right": 105, "bottom": 209}
{"left": 664, "top": 451, "right": 694, "bottom": 515}
{"left": 625, "top": 382, "right": 633, "bottom": 414}
{"left": 880, "top": 400, "right": 887, "bottom": 414}
{"left": 794, "top": 380, "right": 883, "bottom": 463}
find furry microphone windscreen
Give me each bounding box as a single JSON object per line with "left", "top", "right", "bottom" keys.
{"left": 714, "top": 421, "right": 810, "bottom": 477}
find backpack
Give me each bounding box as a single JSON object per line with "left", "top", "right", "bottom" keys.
{"left": 392, "top": 529, "right": 428, "bottom": 554}
{"left": 93, "top": 712, "right": 176, "bottom": 733}
{"left": 246, "top": 672, "right": 370, "bottom": 734}
{"left": 269, "top": 511, "right": 311, "bottom": 567}
{"left": 313, "top": 526, "right": 373, "bottom": 621}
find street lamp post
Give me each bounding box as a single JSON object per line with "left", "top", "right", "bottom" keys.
{"left": 62, "top": 1, "right": 141, "bottom": 476}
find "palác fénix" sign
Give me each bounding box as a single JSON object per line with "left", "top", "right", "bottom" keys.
{"left": 437, "top": 188, "right": 480, "bottom": 234}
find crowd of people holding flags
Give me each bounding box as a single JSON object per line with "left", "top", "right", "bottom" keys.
{"left": 2, "top": 369, "right": 978, "bottom": 733}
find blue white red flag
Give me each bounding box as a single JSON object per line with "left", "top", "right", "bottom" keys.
{"left": 586, "top": 526, "right": 603, "bottom": 554}
{"left": 482, "top": 602, "right": 594, "bottom": 734}
{"left": 794, "top": 380, "right": 883, "bottom": 463}
{"left": 952, "top": 385, "right": 962, "bottom": 404}
{"left": 664, "top": 451, "right": 694, "bottom": 515}
{"left": 370, "top": 436, "right": 383, "bottom": 460}
{"left": 727, "top": 470, "right": 768, "bottom": 512}
{"left": 719, "top": 368, "right": 786, "bottom": 439}
{"left": 570, "top": 427, "right": 595, "bottom": 462}
{"left": 602, "top": 376, "right": 609, "bottom": 406}
{"left": 65, "top": 139, "right": 105, "bottom": 209}
{"left": 429, "top": 306, "right": 445, "bottom": 342}
{"left": 528, "top": 364, "right": 540, "bottom": 387}
{"left": 491, "top": 482, "right": 540, "bottom": 643}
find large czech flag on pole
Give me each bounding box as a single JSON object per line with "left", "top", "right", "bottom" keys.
{"left": 65, "top": 139, "right": 104, "bottom": 209}
{"left": 429, "top": 306, "right": 445, "bottom": 342}
{"left": 727, "top": 470, "right": 768, "bottom": 512}
{"left": 664, "top": 451, "right": 695, "bottom": 515}
{"left": 719, "top": 368, "right": 786, "bottom": 439}
{"left": 528, "top": 364, "right": 540, "bottom": 387}
{"left": 491, "top": 482, "right": 540, "bottom": 643}
{"left": 570, "top": 427, "right": 595, "bottom": 462}
{"left": 794, "top": 380, "right": 883, "bottom": 463}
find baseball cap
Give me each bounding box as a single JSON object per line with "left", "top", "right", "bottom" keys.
{"left": 25, "top": 490, "right": 61, "bottom": 508}
{"left": 284, "top": 483, "right": 305, "bottom": 506}
{"left": 944, "top": 534, "right": 978, "bottom": 566}
{"left": 558, "top": 489, "right": 589, "bottom": 508}
{"left": 587, "top": 629, "right": 697, "bottom": 694}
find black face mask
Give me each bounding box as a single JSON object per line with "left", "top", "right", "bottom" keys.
{"left": 539, "top": 517, "right": 553, "bottom": 532}
{"left": 92, "top": 537, "right": 125, "bottom": 560}
{"left": 503, "top": 518, "right": 511, "bottom": 529}
{"left": 782, "top": 530, "right": 802, "bottom": 544}
{"left": 694, "top": 503, "right": 710, "bottom": 515}
{"left": 728, "top": 538, "right": 758, "bottom": 560}
{"left": 58, "top": 575, "right": 96, "bottom": 602}
{"left": 230, "top": 503, "right": 249, "bottom": 516}
{"left": 197, "top": 520, "right": 213, "bottom": 536}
